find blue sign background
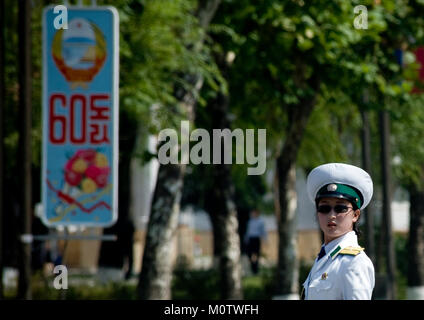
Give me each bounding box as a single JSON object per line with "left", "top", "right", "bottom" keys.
{"left": 42, "top": 6, "right": 119, "bottom": 227}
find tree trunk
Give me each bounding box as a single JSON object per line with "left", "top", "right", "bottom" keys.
{"left": 204, "top": 76, "right": 243, "bottom": 299}
{"left": 0, "top": 0, "right": 5, "bottom": 299}
{"left": 137, "top": 0, "right": 222, "bottom": 299}
{"left": 17, "top": 0, "right": 32, "bottom": 300}
{"left": 138, "top": 161, "right": 186, "bottom": 299}
{"left": 274, "top": 93, "right": 318, "bottom": 299}
{"left": 207, "top": 164, "right": 243, "bottom": 299}
{"left": 378, "top": 110, "right": 397, "bottom": 300}
{"left": 274, "top": 163, "right": 298, "bottom": 299}
{"left": 407, "top": 184, "right": 424, "bottom": 299}
{"left": 360, "top": 108, "right": 376, "bottom": 265}
{"left": 137, "top": 75, "right": 199, "bottom": 299}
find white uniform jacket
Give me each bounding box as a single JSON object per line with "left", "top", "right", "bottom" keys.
{"left": 303, "top": 231, "right": 375, "bottom": 300}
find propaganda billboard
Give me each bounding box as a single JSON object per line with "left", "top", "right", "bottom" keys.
{"left": 42, "top": 5, "right": 119, "bottom": 227}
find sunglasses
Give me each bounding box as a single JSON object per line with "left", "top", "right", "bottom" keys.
{"left": 317, "top": 204, "right": 353, "bottom": 214}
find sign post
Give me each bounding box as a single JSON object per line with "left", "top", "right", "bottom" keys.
{"left": 42, "top": 5, "right": 119, "bottom": 227}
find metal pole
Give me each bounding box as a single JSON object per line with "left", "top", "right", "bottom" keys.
{"left": 379, "top": 110, "right": 397, "bottom": 300}
{"left": 360, "top": 107, "right": 376, "bottom": 266}
{"left": 17, "top": 0, "right": 32, "bottom": 300}
{"left": 0, "top": 0, "right": 5, "bottom": 300}
{"left": 20, "top": 234, "right": 118, "bottom": 241}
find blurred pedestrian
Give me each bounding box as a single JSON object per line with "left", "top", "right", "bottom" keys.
{"left": 302, "top": 163, "right": 375, "bottom": 300}
{"left": 244, "top": 209, "right": 267, "bottom": 274}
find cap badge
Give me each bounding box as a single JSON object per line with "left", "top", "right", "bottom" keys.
{"left": 327, "top": 184, "right": 338, "bottom": 192}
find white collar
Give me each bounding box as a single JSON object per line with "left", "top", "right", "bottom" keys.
{"left": 323, "top": 231, "right": 358, "bottom": 257}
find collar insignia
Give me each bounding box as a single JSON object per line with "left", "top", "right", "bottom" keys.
{"left": 330, "top": 245, "right": 341, "bottom": 259}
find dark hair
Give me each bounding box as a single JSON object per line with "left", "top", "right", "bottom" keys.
{"left": 353, "top": 221, "right": 361, "bottom": 237}
{"left": 352, "top": 203, "right": 361, "bottom": 237}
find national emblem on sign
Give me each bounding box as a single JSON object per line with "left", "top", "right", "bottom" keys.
{"left": 51, "top": 18, "right": 106, "bottom": 88}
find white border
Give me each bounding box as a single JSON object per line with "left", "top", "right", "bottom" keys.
{"left": 41, "top": 5, "right": 119, "bottom": 228}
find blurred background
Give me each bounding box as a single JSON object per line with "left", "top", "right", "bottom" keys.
{"left": 1, "top": 0, "right": 424, "bottom": 300}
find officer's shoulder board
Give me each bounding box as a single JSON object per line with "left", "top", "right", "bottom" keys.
{"left": 330, "top": 246, "right": 364, "bottom": 259}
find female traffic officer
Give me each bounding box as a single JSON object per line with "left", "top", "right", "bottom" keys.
{"left": 302, "top": 163, "right": 375, "bottom": 300}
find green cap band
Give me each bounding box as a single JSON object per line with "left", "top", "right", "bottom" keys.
{"left": 316, "top": 183, "right": 363, "bottom": 209}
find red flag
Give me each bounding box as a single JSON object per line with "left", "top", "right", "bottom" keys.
{"left": 412, "top": 47, "right": 424, "bottom": 93}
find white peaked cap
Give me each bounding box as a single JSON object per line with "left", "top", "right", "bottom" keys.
{"left": 306, "top": 163, "right": 373, "bottom": 210}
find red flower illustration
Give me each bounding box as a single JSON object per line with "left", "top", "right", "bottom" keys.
{"left": 64, "top": 149, "right": 110, "bottom": 193}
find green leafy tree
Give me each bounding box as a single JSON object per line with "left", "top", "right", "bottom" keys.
{"left": 211, "top": 0, "right": 422, "bottom": 299}
{"left": 133, "top": 0, "right": 223, "bottom": 299}
{"left": 391, "top": 93, "right": 424, "bottom": 299}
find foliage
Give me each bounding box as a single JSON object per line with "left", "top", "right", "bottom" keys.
{"left": 2, "top": 271, "right": 137, "bottom": 300}
{"left": 208, "top": 0, "right": 423, "bottom": 170}
{"left": 241, "top": 268, "right": 275, "bottom": 300}
{"left": 181, "top": 161, "right": 269, "bottom": 215}
{"left": 31, "top": 281, "right": 137, "bottom": 300}
{"left": 172, "top": 263, "right": 221, "bottom": 300}
{"left": 391, "top": 94, "right": 424, "bottom": 190}
{"left": 394, "top": 233, "right": 408, "bottom": 296}
{"left": 23, "top": 266, "right": 277, "bottom": 300}
{"left": 172, "top": 263, "right": 275, "bottom": 300}
{"left": 297, "top": 89, "right": 361, "bottom": 171}
{"left": 113, "top": 0, "right": 223, "bottom": 129}
{"left": 372, "top": 227, "right": 408, "bottom": 299}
